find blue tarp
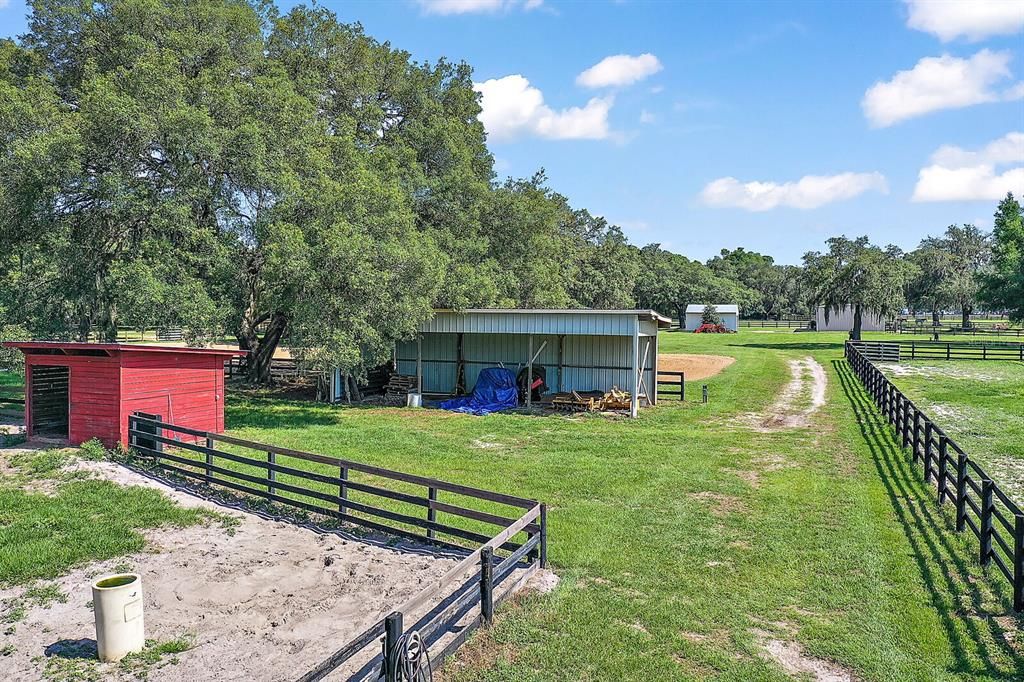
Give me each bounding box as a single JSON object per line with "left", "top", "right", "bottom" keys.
{"left": 439, "top": 367, "right": 519, "bottom": 416}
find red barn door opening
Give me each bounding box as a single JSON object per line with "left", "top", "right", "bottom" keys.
{"left": 29, "top": 365, "right": 70, "bottom": 438}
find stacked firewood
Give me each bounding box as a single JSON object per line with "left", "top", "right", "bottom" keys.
{"left": 550, "top": 387, "right": 632, "bottom": 413}
{"left": 384, "top": 375, "right": 419, "bottom": 405}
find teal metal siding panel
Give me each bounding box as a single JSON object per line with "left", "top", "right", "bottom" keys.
{"left": 395, "top": 334, "right": 457, "bottom": 394}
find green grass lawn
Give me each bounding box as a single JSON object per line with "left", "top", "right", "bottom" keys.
{"left": 189, "top": 329, "right": 1023, "bottom": 681}
{"left": 0, "top": 448, "right": 214, "bottom": 588}
{"left": 0, "top": 369, "right": 23, "bottom": 401}
{"left": 881, "top": 360, "right": 1024, "bottom": 502}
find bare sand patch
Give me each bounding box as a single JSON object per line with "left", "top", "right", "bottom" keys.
{"left": 658, "top": 353, "right": 736, "bottom": 381}
{"left": 752, "top": 628, "right": 856, "bottom": 681}
{"left": 0, "top": 459, "right": 506, "bottom": 681}
{"left": 735, "top": 357, "right": 827, "bottom": 432}
{"left": 688, "top": 491, "right": 746, "bottom": 517}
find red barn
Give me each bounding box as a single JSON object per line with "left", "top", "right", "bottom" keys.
{"left": 2, "top": 342, "right": 245, "bottom": 447}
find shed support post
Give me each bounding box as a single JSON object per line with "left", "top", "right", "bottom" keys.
{"left": 630, "top": 318, "right": 639, "bottom": 418}
{"left": 557, "top": 334, "right": 565, "bottom": 393}
{"left": 416, "top": 336, "right": 423, "bottom": 395}
{"left": 526, "top": 334, "right": 533, "bottom": 409}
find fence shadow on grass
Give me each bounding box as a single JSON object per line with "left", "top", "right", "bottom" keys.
{"left": 727, "top": 342, "right": 842, "bottom": 352}
{"left": 834, "top": 359, "right": 1024, "bottom": 679}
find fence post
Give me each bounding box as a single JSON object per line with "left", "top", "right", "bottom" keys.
{"left": 922, "top": 420, "right": 932, "bottom": 466}
{"left": 480, "top": 546, "right": 494, "bottom": 626}
{"left": 902, "top": 401, "right": 912, "bottom": 449}
{"left": 680, "top": 373, "right": 685, "bottom": 401}
{"left": 427, "top": 487, "right": 437, "bottom": 540}
{"left": 205, "top": 435, "right": 214, "bottom": 482}
{"left": 702, "top": 385, "right": 708, "bottom": 403}
{"left": 540, "top": 503, "right": 548, "bottom": 568}
{"left": 980, "top": 480, "right": 994, "bottom": 568}
{"left": 267, "top": 451, "right": 276, "bottom": 496}
{"left": 937, "top": 439, "right": 948, "bottom": 504}
{"left": 1015, "top": 514, "right": 1024, "bottom": 612}
{"left": 912, "top": 411, "right": 921, "bottom": 462}
{"left": 339, "top": 465, "right": 348, "bottom": 521}
{"left": 383, "top": 611, "right": 403, "bottom": 682}
{"left": 956, "top": 454, "right": 968, "bottom": 532}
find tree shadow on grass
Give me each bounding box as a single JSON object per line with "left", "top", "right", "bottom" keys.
{"left": 834, "top": 359, "right": 1024, "bottom": 679}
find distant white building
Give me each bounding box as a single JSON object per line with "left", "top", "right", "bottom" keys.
{"left": 685, "top": 304, "right": 739, "bottom": 331}
{"left": 815, "top": 305, "right": 886, "bottom": 332}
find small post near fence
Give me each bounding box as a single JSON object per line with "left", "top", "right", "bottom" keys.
{"left": 383, "top": 611, "right": 404, "bottom": 682}
{"left": 702, "top": 385, "right": 708, "bottom": 404}
{"left": 980, "top": 480, "right": 994, "bottom": 568}
{"left": 480, "top": 546, "right": 494, "bottom": 626}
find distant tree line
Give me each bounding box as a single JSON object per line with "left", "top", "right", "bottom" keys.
{"left": 1, "top": 1, "right": 1021, "bottom": 379}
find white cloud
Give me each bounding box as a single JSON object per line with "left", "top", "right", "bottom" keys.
{"left": 416, "top": 0, "right": 542, "bottom": 15}
{"left": 639, "top": 109, "right": 656, "bottom": 124}
{"left": 905, "top": 0, "right": 1024, "bottom": 42}
{"left": 700, "top": 172, "right": 888, "bottom": 211}
{"left": 862, "top": 50, "right": 1022, "bottom": 127}
{"left": 474, "top": 75, "right": 613, "bottom": 141}
{"left": 576, "top": 53, "right": 662, "bottom": 89}
{"left": 0, "top": 0, "right": 9, "bottom": 8}
{"left": 913, "top": 132, "right": 1024, "bottom": 202}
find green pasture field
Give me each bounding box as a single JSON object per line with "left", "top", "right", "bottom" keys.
{"left": 0, "top": 370, "right": 23, "bottom": 401}
{"left": 178, "top": 329, "right": 1022, "bottom": 681}
{"left": 880, "top": 360, "right": 1024, "bottom": 502}
{"left": 3, "top": 331, "right": 1024, "bottom": 680}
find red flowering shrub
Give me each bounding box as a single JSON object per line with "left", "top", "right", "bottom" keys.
{"left": 693, "top": 323, "right": 735, "bottom": 334}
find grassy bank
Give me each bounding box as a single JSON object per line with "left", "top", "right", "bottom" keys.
{"left": 198, "top": 329, "right": 1023, "bottom": 681}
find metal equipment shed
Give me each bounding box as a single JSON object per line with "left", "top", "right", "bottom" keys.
{"left": 2, "top": 342, "right": 245, "bottom": 447}
{"left": 392, "top": 309, "right": 672, "bottom": 417}
{"left": 684, "top": 304, "right": 739, "bottom": 331}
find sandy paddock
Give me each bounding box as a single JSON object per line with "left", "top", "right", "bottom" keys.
{"left": 0, "top": 458, "right": 483, "bottom": 681}
{"left": 657, "top": 353, "right": 736, "bottom": 381}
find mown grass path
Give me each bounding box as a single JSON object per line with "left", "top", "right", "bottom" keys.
{"left": 221, "top": 331, "right": 1023, "bottom": 681}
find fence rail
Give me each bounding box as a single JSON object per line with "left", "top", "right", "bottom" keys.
{"left": 850, "top": 339, "right": 1024, "bottom": 362}
{"left": 739, "top": 319, "right": 812, "bottom": 328}
{"left": 0, "top": 396, "right": 25, "bottom": 406}
{"left": 125, "top": 412, "right": 547, "bottom": 681}
{"left": 656, "top": 370, "right": 685, "bottom": 401}
{"left": 844, "top": 343, "right": 1024, "bottom": 610}
{"left": 224, "top": 356, "right": 323, "bottom": 380}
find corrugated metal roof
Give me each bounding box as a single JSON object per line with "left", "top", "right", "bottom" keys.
{"left": 421, "top": 309, "right": 671, "bottom": 336}
{"left": 684, "top": 304, "right": 739, "bottom": 315}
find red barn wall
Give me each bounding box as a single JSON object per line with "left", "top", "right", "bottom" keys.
{"left": 25, "top": 355, "right": 122, "bottom": 446}
{"left": 119, "top": 352, "right": 225, "bottom": 444}
{"left": 21, "top": 348, "right": 230, "bottom": 448}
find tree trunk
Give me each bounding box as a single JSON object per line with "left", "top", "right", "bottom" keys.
{"left": 677, "top": 305, "right": 685, "bottom": 330}
{"left": 961, "top": 305, "right": 971, "bottom": 330}
{"left": 246, "top": 312, "right": 287, "bottom": 384}
{"left": 851, "top": 304, "right": 863, "bottom": 341}
{"left": 932, "top": 308, "right": 939, "bottom": 326}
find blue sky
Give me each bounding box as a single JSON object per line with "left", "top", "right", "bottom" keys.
{"left": 1, "top": 0, "right": 1022, "bottom": 264}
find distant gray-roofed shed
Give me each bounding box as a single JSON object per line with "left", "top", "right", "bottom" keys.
{"left": 377, "top": 309, "right": 672, "bottom": 417}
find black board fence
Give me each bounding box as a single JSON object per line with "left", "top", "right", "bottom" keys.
{"left": 844, "top": 342, "right": 1024, "bottom": 610}
{"left": 850, "top": 339, "right": 1024, "bottom": 362}
{"left": 125, "top": 412, "right": 547, "bottom": 680}
{"left": 739, "top": 319, "right": 812, "bottom": 328}
{"left": 656, "top": 370, "right": 685, "bottom": 401}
